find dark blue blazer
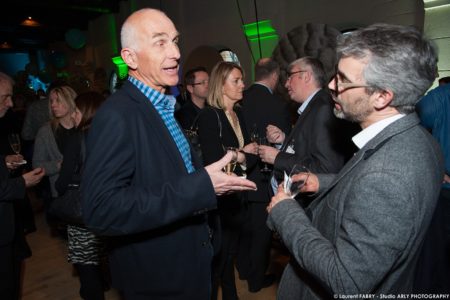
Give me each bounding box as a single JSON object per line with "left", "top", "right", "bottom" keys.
{"left": 81, "top": 81, "right": 217, "bottom": 299}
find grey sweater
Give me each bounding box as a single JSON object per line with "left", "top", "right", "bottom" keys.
{"left": 33, "top": 122, "right": 63, "bottom": 197}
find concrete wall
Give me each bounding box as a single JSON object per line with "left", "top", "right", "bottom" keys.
{"left": 423, "top": 0, "right": 450, "bottom": 88}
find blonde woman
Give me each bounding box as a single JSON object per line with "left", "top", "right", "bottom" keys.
{"left": 33, "top": 85, "right": 77, "bottom": 226}
{"left": 197, "top": 61, "right": 258, "bottom": 300}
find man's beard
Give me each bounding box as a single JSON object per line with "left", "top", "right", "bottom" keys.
{"left": 333, "top": 96, "right": 373, "bottom": 124}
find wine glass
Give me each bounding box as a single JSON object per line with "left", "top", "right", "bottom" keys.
{"left": 223, "top": 146, "right": 238, "bottom": 175}
{"left": 8, "top": 133, "right": 21, "bottom": 155}
{"left": 250, "top": 124, "right": 259, "bottom": 143}
{"left": 258, "top": 137, "right": 272, "bottom": 173}
{"left": 284, "top": 164, "right": 310, "bottom": 198}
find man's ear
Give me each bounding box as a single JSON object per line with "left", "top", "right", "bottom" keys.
{"left": 121, "top": 48, "right": 138, "bottom": 70}
{"left": 186, "top": 84, "right": 194, "bottom": 94}
{"left": 303, "top": 71, "right": 312, "bottom": 83}
{"left": 373, "top": 89, "right": 394, "bottom": 110}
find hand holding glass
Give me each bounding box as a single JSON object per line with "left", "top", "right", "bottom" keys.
{"left": 8, "top": 133, "right": 21, "bottom": 155}
{"left": 223, "top": 147, "right": 238, "bottom": 175}
{"left": 258, "top": 137, "right": 272, "bottom": 173}
{"left": 284, "top": 164, "right": 310, "bottom": 198}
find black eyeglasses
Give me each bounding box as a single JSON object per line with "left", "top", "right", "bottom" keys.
{"left": 332, "top": 71, "right": 372, "bottom": 94}
{"left": 191, "top": 80, "right": 209, "bottom": 86}
{"left": 286, "top": 70, "right": 307, "bottom": 80}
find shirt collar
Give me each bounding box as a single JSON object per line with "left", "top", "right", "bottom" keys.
{"left": 254, "top": 82, "right": 272, "bottom": 94}
{"left": 352, "top": 114, "right": 405, "bottom": 149}
{"left": 297, "top": 88, "right": 321, "bottom": 115}
{"left": 128, "top": 76, "right": 176, "bottom": 109}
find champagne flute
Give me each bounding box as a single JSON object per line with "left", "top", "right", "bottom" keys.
{"left": 258, "top": 137, "right": 272, "bottom": 173}
{"left": 285, "top": 164, "right": 310, "bottom": 198}
{"left": 8, "top": 133, "right": 21, "bottom": 155}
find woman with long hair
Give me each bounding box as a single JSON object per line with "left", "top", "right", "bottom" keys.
{"left": 33, "top": 85, "right": 77, "bottom": 228}
{"left": 55, "top": 91, "right": 107, "bottom": 300}
{"left": 197, "top": 61, "right": 258, "bottom": 300}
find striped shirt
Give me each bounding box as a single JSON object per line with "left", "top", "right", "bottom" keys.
{"left": 129, "top": 76, "right": 195, "bottom": 173}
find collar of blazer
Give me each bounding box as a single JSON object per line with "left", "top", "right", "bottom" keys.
{"left": 123, "top": 80, "right": 191, "bottom": 172}
{"left": 281, "top": 90, "right": 327, "bottom": 152}
{"left": 307, "top": 113, "right": 420, "bottom": 212}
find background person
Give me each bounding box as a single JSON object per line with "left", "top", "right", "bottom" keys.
{"left": 32, "top": 85, "right": 77, "bottom": 234}
{"left": 55, "top": 92, "right": 107, "bottom": 300}
{"left": 238, "top": 57, "right": 290, "bottom": 292}
{"left": 258, "top": 57, "right": 357, "bottom": 205}
{"left": 197, "top": 61, "right": 258, "bottom": 300}
{"left": 0, "top": 71, "right": 45, "bottom": 300}
{"left": 175, "top": 66, "right": 209, "bottom": 130}
{"left": 414, "top": 82, "right": 450, "bottom": 292}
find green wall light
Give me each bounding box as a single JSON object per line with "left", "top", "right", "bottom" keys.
{"left": 242, "top": 20, "right": 279, "bottom": 80}
{"left": 243, "top": 20, "right": 277, "bottom": 38}
{"left": 111, "top": 56, "right": 128, "bottom": 79}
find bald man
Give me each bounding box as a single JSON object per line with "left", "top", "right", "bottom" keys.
{"left": 81, "top": 9, "right": 256, "bottom": 300}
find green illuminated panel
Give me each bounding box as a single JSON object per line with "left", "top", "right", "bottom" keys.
{"left": 111, "top": 56, "right": 128, "bottom": 79}
{"left": 249, "top": 35, "right": 279, "bottom": 42}
{"left": 243, "top": 20, "right": 276, "bottom": 38}
{"left": 242, "top": 20, "right": 279, "bottom": 79}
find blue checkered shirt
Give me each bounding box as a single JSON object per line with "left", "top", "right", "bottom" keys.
{"left": 129, "top": 76, "right": 195, "bottom": 173}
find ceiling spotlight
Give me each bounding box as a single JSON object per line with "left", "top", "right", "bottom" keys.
{"left": 21, "top": 16, "right": 41, "bottom": 27}
{"left": 0, "top": 41, "right": 12, "bottom": 49}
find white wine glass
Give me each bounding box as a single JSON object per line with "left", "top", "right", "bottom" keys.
{"left": 250, "top": 124, "right": 259, "bottom": 143}
{"left": 259, "top": 137, "right": 272, "bottom": 173}
{"left": 8, "top": 133, "right": 21, "bottom": 155}
{"left": 223, "top": 146, "right": 238, "bottom": 175}
{"left": 285, "top": 164, "right": 310, "bottom": 198}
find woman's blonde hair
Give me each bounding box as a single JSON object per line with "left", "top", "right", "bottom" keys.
{"left": 207, "top": 61, "right": 244, "bottom": 109}
{"left": 48, "top": 85, "right": 77, "bottom": 131}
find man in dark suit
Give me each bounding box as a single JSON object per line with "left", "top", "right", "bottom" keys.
{"left": 238, "top": 58, "right": 291, "bottom": 292}
{"left": 81, "top": 9, "right": 256, "bottom": 300}
{"left": 0, "top": 71, "right": 45, "bottom": 300}
{"left": 267, "top": 24, "right": 443, "bottom": 299}
{"left": 175, "top": 66, "right": 209, "bottom": 130}
{"left": 258, "top": 57, "right": 356, "bottom": 199}
{"left": 241, "top": 58, "right": 291, "bottom": 138}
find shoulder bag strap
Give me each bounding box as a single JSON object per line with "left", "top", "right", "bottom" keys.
{"left": 212, "top": 108, "right": 222, "bottom": 139}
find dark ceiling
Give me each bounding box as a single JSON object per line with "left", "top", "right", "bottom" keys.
{"left": 1, "top": 0, "right": 125, "bottom": 51}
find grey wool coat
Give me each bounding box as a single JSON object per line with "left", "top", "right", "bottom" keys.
{"left": 33, "top": 122, "right": 63, "bottom": 197}
{"left": 268, "top": 113, "right": 444, "bottom": 299}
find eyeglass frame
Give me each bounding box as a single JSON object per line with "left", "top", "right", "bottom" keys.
{"left": 286, "top": 70, "right": 307, "bottom": 80}
{"left": 190, "top": 80, "right": 209, "bottom": 86}
{"left": 332, "top": 70, "right": 373, "bottom": 94}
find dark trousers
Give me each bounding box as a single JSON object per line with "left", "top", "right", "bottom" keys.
{"left": 0, "top": 244, "right": 22, "bottom": 300}
{"left": 413, "top": 188, "right": 450, "bottom": 293}
{"left": 211, "top": 228, "right": 240, "bottom": 300}
{"left": 74, "top": 264, "right": 105, "bottom": 300}
{"left": 236, "top": 202, "right": 272, "bottom": 291}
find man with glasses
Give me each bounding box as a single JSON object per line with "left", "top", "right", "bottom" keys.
{"left": 266, "top": 24, "right": 444, "bottom": 299}
{"left": 176, "top": 66, "right": 209, "bottom": 130}
{"left": 258, "top": 57, "right": 356, "bottom": 205}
